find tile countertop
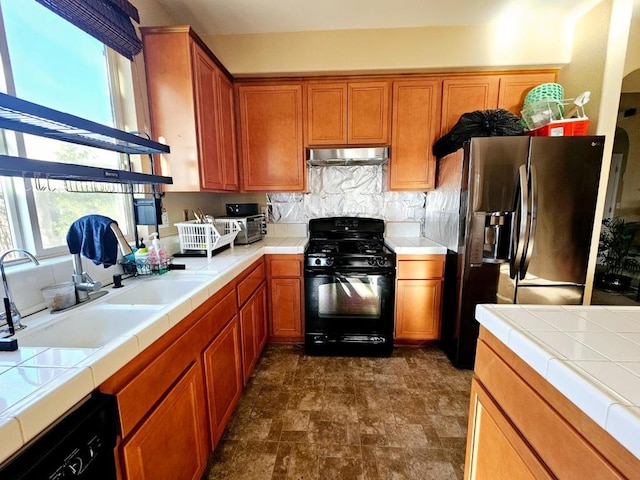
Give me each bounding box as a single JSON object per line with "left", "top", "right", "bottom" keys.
{"left": 0, "top": 236, "right": 307, "bottom": 465}
{"left": 476, "top": 304, "right": 640, "bottom": 462}
{"left": 385, "top": 236, "right": 448, "bottom": 255}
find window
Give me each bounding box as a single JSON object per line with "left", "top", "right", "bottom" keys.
{"left": 0, "top": 0, "right": 134, "bottom": 257}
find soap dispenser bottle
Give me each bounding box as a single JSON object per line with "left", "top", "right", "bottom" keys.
{"left": 148, "top": 232, "right": 168, "bottom": 274}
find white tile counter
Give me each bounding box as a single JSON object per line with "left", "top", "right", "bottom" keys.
{"left": 0, "top": 237, "right": 306, "bottom": 464}
{"left": 385, "top": 236, "right": 448, "bottom": 255}
{"left": 476, "top": 304, "right": 640, "bottom": 461}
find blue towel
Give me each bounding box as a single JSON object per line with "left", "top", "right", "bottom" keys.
{"left": 66, "top": 215, "right": 119, "bottom": 268}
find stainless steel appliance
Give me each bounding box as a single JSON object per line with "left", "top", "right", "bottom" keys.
{"left": 304, "top": 217, "right": 396, "bottom": 356}
{"left": 217, "top": 214, "right": 265, "bottom": 244}
{"left": 427, "top": 136, "right": 605, "bottom": 368}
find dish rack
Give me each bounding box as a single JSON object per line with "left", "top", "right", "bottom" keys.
{"left": 175, "top": 219, "right": 241, "bottom": 258}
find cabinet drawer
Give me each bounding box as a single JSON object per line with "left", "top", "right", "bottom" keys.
{"left": 237, "top": 259, "right": 266, "bottom": 306}
{"left": 397, "top": 257, "right": 444, "bottom": 279}
{"left": 200, "top": 284, "right": 237, "bottom": 339}
{"left": 268, "top": 256, "right": 302, "bottom": 277}
{"left": 114, "top": 320, "right": 204, "bottom": 437}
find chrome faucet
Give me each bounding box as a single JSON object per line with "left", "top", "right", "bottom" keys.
{"left": 71, "top": 222, "right": 133, "bottom": 303}
{"left": 0, "top": 249, "right": 39, "bottom": 332}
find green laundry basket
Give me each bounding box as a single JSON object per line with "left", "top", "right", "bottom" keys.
{"left": 524, "top": 83, "right": 564, "bottom": 106}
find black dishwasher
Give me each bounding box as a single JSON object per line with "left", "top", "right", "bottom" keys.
{"left": 0, "top": 392, "right": 118, "bottom": 479}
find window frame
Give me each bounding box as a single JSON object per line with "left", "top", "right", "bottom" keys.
{"left": 0, "top": 1, "right": 137, "bottom": 259}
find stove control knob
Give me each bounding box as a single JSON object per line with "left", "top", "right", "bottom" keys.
{"left": 325, "top": 257, "right": 334, "bottom": 267}
{"left": 376, "top": 257, "right": 387, "bottom": 267}
{"left": 367, "top": 257, "right": 375, "bottom": 266}
{"left": 314, "top": 258, "right": 322, "bottom": 266}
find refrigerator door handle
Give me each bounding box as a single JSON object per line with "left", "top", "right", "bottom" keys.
{"left": 520, "top": 164, "right": 538, "bottom": 279}
{"left": 510, "top": 164, "right": 529, "bottom": 279}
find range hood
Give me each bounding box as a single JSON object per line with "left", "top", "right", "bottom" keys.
{"left": 307, "top": 147, "right": 389, "bottom": 166}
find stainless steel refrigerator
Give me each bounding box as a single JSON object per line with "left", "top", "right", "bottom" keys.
{"left": 425, "top": 136, "right": 605, "bottom": 368}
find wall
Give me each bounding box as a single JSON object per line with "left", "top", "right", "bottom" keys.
{"left": 558, "top": 0, "right": 633, "bottom": 302}
{"left": 624, "top": 19, "right": 640, "bottom": 78}
{"left": 203, "top": 23, "right": 573, "bottom": 77}
{"left": 615, "top": 93, "right": 640, "bottom": 221}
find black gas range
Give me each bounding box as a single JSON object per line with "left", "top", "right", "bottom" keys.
{"left": 304, "top": 217, "right": 396, "bottom": 356}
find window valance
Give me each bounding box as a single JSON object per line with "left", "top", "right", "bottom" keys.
{"left": 35, "top": 0, "right": 142, "bottom": 60}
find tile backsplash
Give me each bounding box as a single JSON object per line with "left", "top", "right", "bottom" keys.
{"left": 267, "top": 165, "right": 426, "bottom": 224}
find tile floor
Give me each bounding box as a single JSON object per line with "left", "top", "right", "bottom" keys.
{"left": 202, "top": 344, "right": 474, "bottom": 480}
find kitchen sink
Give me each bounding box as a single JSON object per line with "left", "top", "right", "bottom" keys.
{"left": 106, "top": 275, "right": 212, "bottom": 305}
{"left": 17, "top": 305, "right": 164, "bottom": 349}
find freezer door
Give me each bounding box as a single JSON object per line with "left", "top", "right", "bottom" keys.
{"left": 520, "top": 136, "right": 604, "bottom": 285}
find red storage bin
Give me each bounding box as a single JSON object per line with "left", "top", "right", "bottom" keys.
{"left": 528, "top": 118, "right": 590, "bottom": 136}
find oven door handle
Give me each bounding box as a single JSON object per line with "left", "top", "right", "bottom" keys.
{"left": 305, "top": 270, "right": 395, "bottom": 278}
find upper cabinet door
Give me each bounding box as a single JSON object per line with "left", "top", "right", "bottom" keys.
{"left": 141, "top": 27, "right": 238, "bottom": 192}
{"left": 497, "top": 73, "right": 557, "bottom": 116}
{"left": 193, "top": 47, "right": 223, "bottom": 191}
{"left": 215, "top": 70, "right": 240, "bottom": 191}
{"left": 237, "top": 84, "right": 305, "bottom": 192}
{"left": 306, "top": 80, "right": 390, "bottom": 146}
{"left": 389, "top": 79, "right": 441, "bottom": 191}
{"left": 347, "top": 81, "right": 390, "bottom": 145}
{"left": 306, "top": 83, "right": 348, "bottom": 145}
{"left": 441, "top": 76, "right": 500, "bottom": 136}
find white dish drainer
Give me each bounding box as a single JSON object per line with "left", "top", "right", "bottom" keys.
{"left": 175, "top": 219, "right": 242, "bottom": 258}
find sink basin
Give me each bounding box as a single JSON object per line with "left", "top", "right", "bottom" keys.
{"left": 106, "top": 276, "right": 211, "bottom": 305}
{"left": 17, "top": 305, "right": 164, "bottom": 349}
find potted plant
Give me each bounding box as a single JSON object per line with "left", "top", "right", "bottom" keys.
{"left": 597, "top": 217, "right": 640, "bottom": 291}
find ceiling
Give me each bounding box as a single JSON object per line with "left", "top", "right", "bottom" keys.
{"left": 154, "top": 0, "right": 640, "bottom": 36}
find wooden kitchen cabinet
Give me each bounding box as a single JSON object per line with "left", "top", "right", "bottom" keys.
{"left": 497, "top": 72, "right": 557, "bottom": 116}
{"left": 394, "top": 255, "right": 445, "bottom": 341}
{"left": 203, "top": 315, "right": 243, "bottom": 447}
{"left": 306, "top": 81, "right": 390, "bottom": 145}
{"left": 466, "top": 328, "right": 640, "bottom": 480}
{"left": 440, "top": 72, "right": 557, "bottom": 136}
{"left": 440, "top": 76, "right": 500, "bottom": 136}
{"left": 120, "top": 363, "right": 209, "bottom": 480}
{"left": 466, "top": 378, "right": 552, "bottom": 480}
{"left": 237, "top": 83, "right": 305, "bottom": 191}
{"left": 236, "top": 259, "right": 268, "bottom": 383}
{"left": 101, "top": 281, "right": 240, "bottom": 480}
{"left": 141, "top": 26, "right": 238, "bottom": 192}
{"left": 389, "top": 79, "right": 441, "bottom": 191}
{"left": 239, "top": 284, "right": 267, "bottom": 383}
{"left": 266, "top": 255, "right": 304, "bottom": 342}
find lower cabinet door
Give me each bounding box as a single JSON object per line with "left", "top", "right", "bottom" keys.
{"left": 239, "top": 283, "right": 267, "bottom": 384}
{"left": 203, "top": 316, "right": 243, "bottom": 447}
{"left": 395, "top": 279, "right": 442, "bottom": 340}
{"left": 121, "top": 363, "right": 209, "bottom": 480}
{"left": 465, "top": 379, "right": 553, "bottom": 480}
{"left": 254, "top": 284, "right": 268, "bottom": 354}
{"left": 268, "top": 277, "right": 303, "bottom": 340}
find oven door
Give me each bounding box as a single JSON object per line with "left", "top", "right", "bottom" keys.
{"left": 304, "top": 269, "right": 395, "bottom": 353}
